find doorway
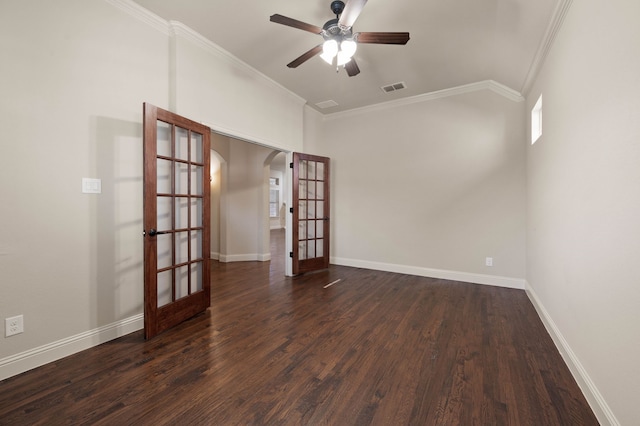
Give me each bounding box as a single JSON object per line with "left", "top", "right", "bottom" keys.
{"left": 209, "top": 133, "right": 290, "bottom": 273}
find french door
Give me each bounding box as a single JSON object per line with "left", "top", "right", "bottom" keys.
{"left": 292, "top": 153, "right": 330, "bottom": 274}
{"left": 143, "top": 103, "right": 211, "bottom": 339}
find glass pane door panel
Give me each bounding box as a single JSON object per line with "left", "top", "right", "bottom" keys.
{"left": 175, "top": 127, "right": 189, "bottom": 161}
{"left": 157, "top": 196, "right": 172, "bottom": 230}
{"left": 176, "top": 265, "right": 189, "bottom": 299}
{"left": 157, "top": 121, "right": 171, "bottom": 157}
{"left": 157, "top": 234, "right": 173, "bottom": 269}
{"left": 191, "top": 262, "right": 202, "bottom": 291}
{"left": 307, "top": 221, "right": 315, "bottom": 239}
{"left": 175, "top": 197, "right": 189, "bottom": 229}
{"left": 308, "top": 161, "right": 316, "bottom": 180}
{"left": 307, "top": 201, "right": 315, "bottom": 219}
{"left": 157, "top": 159, "right": 172, "bottom": 194}
{"left": 316, "top": 220, "right": 324, "bottom": 238}
{"left": 175, "top": 231, "right": 190, "bottom": 264}
{"left": 298, "top": 241, "right": 307, "bottom": 260}
{"left": 175, "top": 162, "right": 189, "bottom": 195}
{"left": 317, "top": 162, "right": 324, "bottom": 181}
{"left": 316, "top": 182, "right": 324, "bottom": 200}
{"left": 299, "top": 180, "right": 307, "bottom": 199}
{"left": 191, "top": 230, "right": 202, "bottom": 259}
{"left": 298, "top": 221, "right": 306, "bottom": 242}
{"left": 191, "top": 198, "right": 203, "bottom": 228}
{"left": 300, "top": 160, "right": 307, "bottom": 179}
{"left": 191, "top": 165, "right": 203, "bottom": 196}
{"left": 307, "top": 181, "right": 316, "bottom": 199}
{"left": 191, "top": 132, "right": 203, "bottom": 163}
{"left": 317, "top": 201, "right": 324, "bottom": 219}
{"left": 298, "top": 201, "right": 307, "bottom": 219}
{"left": 316, "top": 239, "right": 324, "bottom": 258}
{"left": 157, "top": 270, "right": 172, "bottom": 307}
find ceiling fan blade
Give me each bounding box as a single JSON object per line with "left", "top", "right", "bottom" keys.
{"left": 270, "top": 14, "right": 323, "bottom": 34}
{"left": 355, "top": 32, "right": 410, "bottom": 45}
{"left": 287, "top": 45, "right": 323, "bottom": 68}
{"left": 339, "top": 0, "right": 368, "bottom": 28}
{"left": 345, "top": 58, "right": 360, "bottom": 77}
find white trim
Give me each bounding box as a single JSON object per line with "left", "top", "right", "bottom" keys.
{"left": 0, "top": 314, "right": 143, "bottom": 381}
{"left": 525, "top": 282, "right": 619, "bottom": 426}
{"left": 218, "top": 253, "right": 271, "bottom": 263}
{"left": 521, "top": 0, "right": 573, "bottom": 95}
{"left": 210, "top": 251, "right": 220, "bottom": 260}
{"left": 104, "top": 0, "right": 170, "bottom": 35}
{"left": 323, "top": 80, "right": 524, "bottom": 121}
{"left": 331, "top": 257, "right": 525, "bottom": 289}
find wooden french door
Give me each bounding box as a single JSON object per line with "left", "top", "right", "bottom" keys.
{"left": 143, "top": 103, "right": 211, "bottom": 339}
{"left": 292, "top": 153, "right": 330, "bottom": 274}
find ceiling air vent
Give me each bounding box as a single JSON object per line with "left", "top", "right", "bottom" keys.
{"left": 315, "top": 100, "right": 339, "bottom": 109}
{"left": 381, "top": 82, "right": 406, "bottom": 93}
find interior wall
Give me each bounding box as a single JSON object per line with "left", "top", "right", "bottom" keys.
{"left": 0, "top": 0, "right": 305, "bottom": 379}
{"left": 270, "top": 153, "right": 287, "bottom": 230}
{"left": 209, "top": 149, "right": 224, "bottom": 259}
{"left": 306, "top": 90, "right": 526, "bottom": 286}
{"left": 170, "top": 23, "right": 305, "bottom": 152}
{"left": 0, "top": 0, "right": 168, "bottom": 366}
{"left": 525, "top": 1, "right": 640, "bottom": 424}
{"left": 212, "top": 135, "right": 276, "bottom": 262}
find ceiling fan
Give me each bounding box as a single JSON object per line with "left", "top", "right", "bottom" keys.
{"left": 270, "top": 0, "right": 410, "bottom": 77}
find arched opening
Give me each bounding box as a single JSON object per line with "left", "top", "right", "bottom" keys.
{"left": 210, "top": 132, "right": 290, "bottom": 272}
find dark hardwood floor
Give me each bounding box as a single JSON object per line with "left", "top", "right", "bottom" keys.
{"left": 0, "top": 229, "right": 598, "bottom": 425}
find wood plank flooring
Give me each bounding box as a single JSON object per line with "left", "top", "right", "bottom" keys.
{"left": 0, "top": 230, "right": 598, "bottom": 425}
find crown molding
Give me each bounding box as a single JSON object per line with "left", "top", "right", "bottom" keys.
{"left": 104, "top": 0, "right": 169, "bottom": 35}
{"left": 104, "top": 0, "right": 305, "bottom": 107}
{"left": 168, "top": 21, "right": 306, "bottom": 107}
{"left": 323, "top": 80, "right": 524, "bottom": 121}
{"left": 521, "top": 0, "right": 574, "bottom": 96}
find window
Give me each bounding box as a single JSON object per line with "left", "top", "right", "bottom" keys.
{"left": 531, "top": 94, "right": 542, "bottom": 144}
{"left": 269, "top": 177, "right": 280, "bottom": 218}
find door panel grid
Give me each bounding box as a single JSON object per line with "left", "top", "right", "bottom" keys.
{"left": 143, "top": 103, "right": 210, "bottom": 339}
{"left": 292, "top": 153, "right": 330, "bottom": 274}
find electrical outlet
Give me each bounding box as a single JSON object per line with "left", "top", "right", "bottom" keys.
{"left": 485, "top": 257, "right": 493, "bottom": 267}
{"left": 5, "top": 315, "right": 24, "bottom": 337}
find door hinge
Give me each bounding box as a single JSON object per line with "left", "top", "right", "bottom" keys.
{"left": 289, "top": 252, "right": 293, "bottom": 258}
{"left": 289, "top": 162, "right": 293, "bottom": 168}
{"left": 289, "top": 207, "right": 294, "bottom": 213}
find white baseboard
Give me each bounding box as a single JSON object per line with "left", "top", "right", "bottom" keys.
{"left": 331, "top": 257, "right": 525, "bottom": 289}
{"left": 218, "top": 253, "right": 271, "bottom": 262}
{"left": 0, "top": 314, "right": 143, "bottom": 382}
{"left": 210, "top": 251, "right": 220, "bottom": 260}
{"left": 525, "top": 282, "right": 619, "bottom": 426}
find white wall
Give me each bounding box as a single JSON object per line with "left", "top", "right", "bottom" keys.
{"left": 0, "top": 0, "right": 305, "bottom": 379}
{"left": 306, "top": 89, "right": 527, "bottom": 287}
{"left": 223, "top": 139, "right": 276, "bottom": 262}
{"left": 525, "top": 1, "right": 640, "bottom": 424}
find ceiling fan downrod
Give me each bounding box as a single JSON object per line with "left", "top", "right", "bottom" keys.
{"left": 330, "top": 1, "right": 345, "bottom": 17}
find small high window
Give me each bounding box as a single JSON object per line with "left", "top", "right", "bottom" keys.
{"left": 531, "top": 94, "right": 542, "bottom": 144}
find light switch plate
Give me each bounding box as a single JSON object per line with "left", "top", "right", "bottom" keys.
{"left": 82, "top": 178, "right": 101, "bottom": 194}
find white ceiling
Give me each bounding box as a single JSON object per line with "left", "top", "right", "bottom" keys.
{"left": 132, "top": 0, "right": 558, "bottom": 113}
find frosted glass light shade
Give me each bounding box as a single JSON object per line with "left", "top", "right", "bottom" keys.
{"left": 337, "top": 51, "right": 352, "bottom": 66}
{"left": 320, "top": 39, "right": 338, "bottom": 64}
{"left": 341, "top": 39, "right": 357, "bottom": 57}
